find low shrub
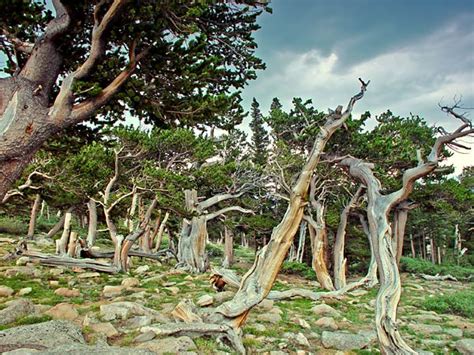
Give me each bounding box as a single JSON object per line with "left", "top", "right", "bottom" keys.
{"left": 0, "top": 216, "right": 27, "bottom": 235}
{"left": 281, "top": 261, "right": 316, "bottom": 280}
{"left": 400, "top": 257, "right": 474, "bottom": 280}
{"left": 422, "top": 289, "right": 474, "bottom": 318}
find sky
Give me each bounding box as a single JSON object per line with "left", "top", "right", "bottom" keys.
{"left": 239, "top": 0, "right": 474, "bottom": 174}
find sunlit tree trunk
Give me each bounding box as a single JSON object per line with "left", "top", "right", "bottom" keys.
{"left": 27, "top": 194, "right": 41, "bottom": 239}
{"left": 86, "top": 198, "right": 97, "bottom": 247}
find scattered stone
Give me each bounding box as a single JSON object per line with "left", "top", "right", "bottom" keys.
{"left": 165, "top": 286, "right": 179, "bottom": 295}
{"left": 16, "top": 257, "right": 30, "bottom": 266}
{"left": 102, "top": 285, "right": 124, "bottom": 298}
{"left": 311, "top": 304, "right": 340, "bottom": 318}
{"left": 258, "top": 299, "right": 274, "bottom": 310}
{"left": 455, "top": 339, "right": 474, "bottom": 355}
{"left": 124, "top": 315, "right": 153, "bottom": 328}
{"left": 444, "top": 328, "right": 463, "bottom": 337}
{"left": 409, "top": 323, "right": 442, "bottom": 334}
{"left": 295, "top": 333, "right": 310, "bottom": 347}
{"left": 100, "top": 301, "right": 165, "bottom": 322}
{"left": 0, "top": 320, "right": 85, "bottom": 349}
{"left": 7, "top": 343, "right": 154, "bottom": 354}
{"left": 197, "top": 294, "right": 214, "bottom": 307}
{"left": 121, "top": 277, "right": 140, "bottom": 288}
{"left": 315, "top": 317, "right": 338, "bottom": 330}
{"left": 0, "top": 285, "right": 14, "bottom": 297}
{"left": 411, "top": 313, "right": 442, "bottom": 322}
{"left": 18, "top": 287, "right": 32, "bottom": 296}
{"left": 49, "top": 268, "right": 64, "bottom": 276}
{"left": 5, "top": 267, "right": 41, "bottom": 278}
{"left": 213, "top": 291, "right": 234, "bottom": 304}
{"left": 257, "top": 312, "right": 281, "bottom": 324}
{"left": 82, "top": 314, "right": 98, "bottom": 327}
{"left": 184, "top": 275, "right": 194, "bottom": 281}
{"left": 321, "top": 331, "right": 372, "bottom": 350}
{"left": 90, "top": 322, "right": 119, "bottom": 338}
{"left": 45, "top": 303, "right": 79, "bottom": 321}
{"left": 297, "top": 318, "right": 311, "bottom": 329}
{"left": 254, "top": 323, "right": 267, "bottom": 332}
{"left": 135, "top": 265, "right": 150, "bottom": 274}
{"left": 77, "top": 272, "right": 100, "bottom": 279}
{"left": 0, "top": 299, "right": 35, "bottom": 325}
{"left": 136, "top": 336, "right": 196, "bottom": 354}
{"left": 134, "top": 330, "right": 156, "bottom": 343}
{"left": 349, "top": 289, "right": 368, "bottom": 297}
{"left": 49, "top": 281, "right": 59, "bottom": 287}
{"left": 54, "top": 288, "right": 80, "bottom": 298}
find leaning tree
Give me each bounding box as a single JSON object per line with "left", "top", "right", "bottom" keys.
{"left": 0, "top": 0, "right": 268, "bottom": 201}
{"left": 334, "top": 105, "right": 473, "bottom": 354}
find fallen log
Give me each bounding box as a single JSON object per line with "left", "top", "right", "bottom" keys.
{"left": 419, "top": 273, "right": 458, "bottom": 282}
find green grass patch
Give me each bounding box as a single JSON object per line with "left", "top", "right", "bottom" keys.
{"left": 400, "top": 257, "right": 474, "bottom": 280}
{"left": 281, "top": 261, "right": 316, "bottom": 280}
{"left": 422, "top": 288, "right": 474, "bottom": 318}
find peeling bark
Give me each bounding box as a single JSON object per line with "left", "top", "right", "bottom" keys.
{"left": 215, "top": 80, "right": 368, "bottom": 329}
{"left": 337, "top": 118, "right": 474, "bottom": 354}
{"left": 27, "top": 194, "right": 41, "bottom": 239}
{"left": 333, "top": 186, "right": 364, "bottom": 290}
{"left": 177, "top": 189, "right": 252, "bottom": 273}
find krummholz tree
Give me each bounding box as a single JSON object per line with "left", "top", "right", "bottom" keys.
{"left": 177, "top": 188, "right": 253, "bottom": 273}
{"left": 249, "top": 98, "right": 270, "bottom": 167}
{"left": 0, "top": 0, "right": 268, "bottom": 201}
{"left": 334, "top": 106, "right": 473, "bottom": 354}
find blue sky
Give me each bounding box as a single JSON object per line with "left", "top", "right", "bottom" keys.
{"left": 239, "top": 0, "right": 474, "bottom": 171}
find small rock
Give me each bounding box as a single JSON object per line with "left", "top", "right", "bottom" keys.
{"left": 165, "top": 286, "right": 179, "bottom": 295}
{"left": 122, "top": 278, "right": 140, "bottom": 288}
{"left": 297, "top": 318, "right": 311, "bottom": 329}
{"left": 134, "top": 330, "right": 156, "bottom": 343}
{"left": 49, "top": 280, "right": 59, "bottom": 287}
{"left": 77, "top": 272, "right": 101, "bottom": 279}
{"left": 18, "top": 287, "right": 32, "bottom": 296}
{"left": 349, "top": 289, "right": 368, "bottom": 297}
{"left": 455, "top": 339, "right": 474, "bottom": 355}
{"left": 0, "top": 299, "right": 35, "bottom": 325}
{"left": 49, "top": 268, "right": 64, "bottom": 276}
{"left": 55, "top": 288, "right": 81, "bottom": 298}
{"left": 254, "top": 323, "right": 267, "bottom": 332}
{"left": 0, "top": 285, "right": 14, "bottom": 297}
{"left": 102, "top": 285, "right": 124, "bottom": 298}
{"left": 258, "top": 299, "right": 274, "bottom": 310}
{"left": 135, "top": 265, "right": 150, "bottom": 274}
{"left": 315, "top": 317, "right": 338, "bottom": 330}
{"left": 311, "top": 304, "right": 340, "bottom": 318}
{"left": 100, "top": 301, "right": 165, "bottom": 322}
{"left": 409, "top": 323, "right": 442, "bottom": 334}
{"left": 162, "top": 281, "right": 176, "bottom": 287}
{"left": 257, "top": 312, "right": 281, "bottom": 324}
{"left": 213, "top": 291, "right": 234, "bottom": 304}
{"left": 5, "top": 266, "right": 41, "bottom": 278}
{"left": 124, "top": 315, "right": 153, "bottom": 328}
{"left": 83, "top": 314, "right": 98, "bottom": 327}
{"left": 197, "top": 294, "right": 214, "bottom": 307}
{"left": 90, "top": 322, "right": 119, "bottom": 338}
{"left": 321, "top": 331, "right": 372, "bottom": 350}
{"left": 444, "top": 328, "right": 463, "bottom": 337}
{"left": 45, "top": 303, "right": 79, "bottom": 321}
{"left": 295, "top": 333, "right": 310, "bottom": 347}
{"left": 184, "top": 275, "right": 194, "bottom": 281}
{"left": 136, "top": 336, "right": 196, "bottom": 353}
{"left": 16, "top": 256, "right": 30, "bottom": 266}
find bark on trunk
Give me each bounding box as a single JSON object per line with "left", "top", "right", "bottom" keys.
{"left": 222, "top": 226, "right": 234, "bottom": 268}
{"left": 47, "top": 207, "right": 73, "bottom": 238}
{"left": 410, "top": 234, "right": 416, "bottom": 258}
{"left": 215, "top": 81, "right": 368, "bottom": 329}
{"left": 57, "top": 211, "right": 72, "bottom": 255}
{"left": 358, "top": 213, "right": 378, "bottom": 286}
{"left": 333, "top": 186, "right": 363, "bottom": 290}
{"left": 27, "top": 194, "right": 41, "bottom": 239}
{"left": 392, "top": 201, "right": 417, "bottom": 266}
{"left": 67, "top": 231, "right": 78, "bottom": 257}
{"left": 177, "top": 189, "right": 252, "bottom": 273}
{"left": 86, "top": 198, "right": 97, "bottom": 247}
{"left": 296, "top": 221, "right": 307, "bottom": 263}
{"left": 153, "top": 211, "right": 169, "bottom": 252}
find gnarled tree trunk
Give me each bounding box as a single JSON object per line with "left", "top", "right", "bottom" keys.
{"left": 333, "top": 186, "right": 363, "bottom": 290}
{"left": 27, "top": 194, "right": 41, "bottom": 239}
{"left": 56, "top": 211, "right": 72, "bottom": 255}
{"left": 86, "top": 198, "right": 97, "bottom": 247}
{"left": 392, "top": 200, "right": 417, "bottom": 266}
{"left": 215, "top": 80, "right": 368, "bottom": 330}
{"left": 338, "top": 115, "right": 473, "bottom": 354}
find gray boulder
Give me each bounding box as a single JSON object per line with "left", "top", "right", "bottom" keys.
{"left": 321, "top": 330, "right": 375, "bottom": 350}
{"left": 455, "top": 339, "right": 474, "bottom": 355}
{"left": 0, "top": 299, "right": 35, "bottom": 325}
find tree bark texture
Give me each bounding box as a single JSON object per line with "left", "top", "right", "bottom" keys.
{"left": 333, "top": 186, "right": 364, "bottom": 290}
{"left": 0, "top": 0, "right": 145, "bottom": 202}
{"left": 86, "top": 198, "right": 97, "bottom": 247}
{"left": 337, "top": 118, "right": 474, "bottom": 355}
{"left": 177, "top": 189, "right": 252, "bottom": 273}
{"left": 57, "top": 211, "right": 72, "bottom": 255}
{"left": 215, "top": 81, "right": 368, "bottom": 329}
{"left": 222, "top": 226, "right": 234, "bottom": 268}
{"left": 27, "top": 194, "right": 41, "bottom": 238}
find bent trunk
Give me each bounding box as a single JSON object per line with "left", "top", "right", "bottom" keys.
{"left": 27, "top": 194, "right": 41, "bottom": 239}
{"left": 177, "top": 216, "right": 209, "bottom": 273}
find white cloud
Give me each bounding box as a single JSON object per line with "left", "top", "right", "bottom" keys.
{"left": 241, "top": 16, "right": 474, "bottom": 174}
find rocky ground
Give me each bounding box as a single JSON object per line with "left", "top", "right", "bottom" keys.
{"left": 0, "top": 235, "right": 472, "bottom": 354}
